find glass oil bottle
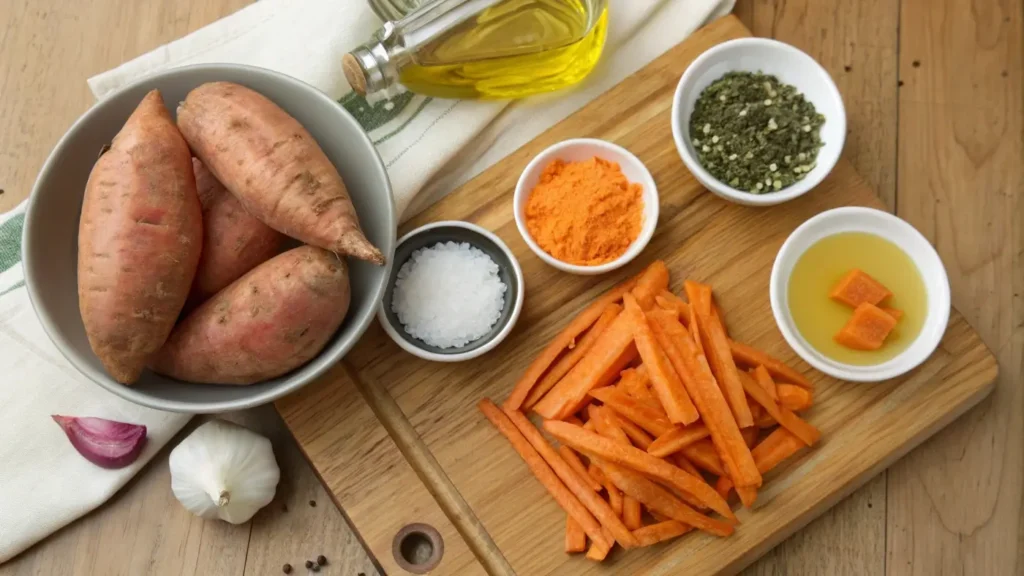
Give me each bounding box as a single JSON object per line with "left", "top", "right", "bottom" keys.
{"left": 344, "top": 0, "right": 609, "bottom": 99}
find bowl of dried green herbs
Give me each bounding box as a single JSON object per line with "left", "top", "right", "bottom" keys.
{"left": 671, "top": 38, "right": 846, "bottom": 206}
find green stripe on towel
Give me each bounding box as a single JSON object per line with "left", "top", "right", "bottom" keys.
{"left": 0, "top": 279, "right": 25, "bottom": 297}
{"left": 0, "top": 213, "right": 25, "bottom": 275}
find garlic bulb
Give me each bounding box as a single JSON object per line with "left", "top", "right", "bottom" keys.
{"left": 169, "top": 419, "right": 280, "bottom": 524}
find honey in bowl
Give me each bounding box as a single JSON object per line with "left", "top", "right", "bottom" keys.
{"left": 787, "top": 232, "right": 927, "bottom": 365}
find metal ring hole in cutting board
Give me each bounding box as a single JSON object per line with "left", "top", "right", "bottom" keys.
{"left": 381, "top": 225, "right": 519, "bottom": 356}
{"left": 392, "top": 523, "right": 444, "bottom": 573}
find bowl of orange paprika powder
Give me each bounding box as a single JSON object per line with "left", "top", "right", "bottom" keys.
{"left": 514, "top": 138, "right": 659, "bottom": 275}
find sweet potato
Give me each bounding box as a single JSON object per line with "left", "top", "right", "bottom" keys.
{"left": 176, "top": 82, "right": 384, "bottom": 265}
{"left": 150, "top": 246, "right": 351, "bottom": 384}
{"left": 78, "top": 90, "right": 202, "bottom": 384}
{"left": 187, "top": 158, "right": 285, "bottom": 307}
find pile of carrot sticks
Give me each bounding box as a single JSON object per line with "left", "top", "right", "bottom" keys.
{"left": 479, "top": 260, "right": 820, "bottom": 561}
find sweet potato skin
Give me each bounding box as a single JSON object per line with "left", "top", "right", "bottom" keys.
{"left": 176, "top": 82, "right": 384, "bottom": 265}
{"left": 78, "top": 90, "right": 202, "bottom": 384}
{"left": 187, "top": 158, "right": 284, "bottom": 307}
{"left": 151, "top": 246, "right": 351, "bottom": 385}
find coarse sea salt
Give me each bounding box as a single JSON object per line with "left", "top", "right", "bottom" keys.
{"left": 392, "top": 241, "right": 507, "bottom": 349}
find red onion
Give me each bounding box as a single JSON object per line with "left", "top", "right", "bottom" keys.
{"left": 51, "top": 415, "right": 147, "bottom": 469}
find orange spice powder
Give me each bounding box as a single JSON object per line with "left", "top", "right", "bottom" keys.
{"left": 524, "top": 157, "right": 644, "bottom": 266}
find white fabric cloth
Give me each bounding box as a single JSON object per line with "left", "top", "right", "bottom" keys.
{"left": 2, "top": 0, "right": 732, "bottom": 563}
{"left": 88, "top": 0, "right": 734, "bottom": 219}
{"left": 0, "top": 203, "right": 189, "bottom": 563}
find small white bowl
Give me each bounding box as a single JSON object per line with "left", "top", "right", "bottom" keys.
{"left": 770, "top": 207, "right": 950, "bottom": 382}
{"left": 671, "top": 38, "right": 847, "bottom": 206}
{"left": 377, "top": 221, "right": 524, "bottom": 362}
{"left": 513, "top": 138, "right": 659, "bottom": 275}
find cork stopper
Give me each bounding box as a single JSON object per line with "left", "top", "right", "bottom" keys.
{"left": 342, "top": 53, "right": 367, "bottom": 96}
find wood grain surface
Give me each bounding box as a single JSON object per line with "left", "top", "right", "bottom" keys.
{"left": 0, "top": 1, "right": 1020, "bottom": 576}
{"left": 279, "top": 15, "right": 997, "bottom": 576}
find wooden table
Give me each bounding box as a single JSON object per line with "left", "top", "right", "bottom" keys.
{"left": 1, "top": 1, "right": 1019, "bottom": 574}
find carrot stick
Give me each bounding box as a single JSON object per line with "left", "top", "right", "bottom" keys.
{"left": 741, "top": 427, "right": 759, "bottom": 448}
{"left": 562, "top": 343, "right": 638, "bottom": 418}
{"left": 744, "top": 366, "right": 821, "bottom": 447}
{"left": 630, "top": 260, "right": 670, "bottom": 310}
{"left": 477, "top": 400, "right": 611, "bottom": 549}
{"left": 566, "top": 415, "right": 585, "bottom": 426}
{"left": 544, "top": 420, "right": 736, "bottom": 521}
{"left": 585, "top": 536, "right": 612, "bottom": 562}
{"left": 560, "top": 445, "right": 603, "bottom": 492}
{"left": 646, "top": 310, "right": 761, "bottom": 489}
{"left": 565, "top": 516, "right": 586, "bottom": 553}
{"left": 682, "top": 439, "right": 726, "bottom": 476}
{"left": 649, "top": 510, "right": 672, "bottom": 523}
{"left": 673, "top": 453, "right": 703, "bottom": 478}
{"left": 523, "top": 304, "right": 622, "bottom": 409}
{"left": 502, "top": 407, "right": 639, "bottom": 549}
{"left": 748, "top": 401, "right": 767, "bottom": 424}
{"left": 668, "top": 453, "right": 717, "bottom": 510}
{"left": 594, "top": 457, "right": 735, "bottom": 537}
{"left": 622, "top": 293, "right": 699, "bottom": 425}
{"left": 714, "top": 475, "right": 732, "bottom": 500}
{"left": 588, "top": 405, "right": 643, "bottom": 528}
{"left": 633, "top": 520, "right": 693, "bottom": 546}
{"left": 584, "top": 419, "right": 597, "bottom": 432}
{"left": 533, "top": 311, "right": 636, "bottom": 420}
{"left": 588, "top": 386, "right": 673, "bottom": 437}
{"left": 689, "top": 297, "right": 704, "bottom": 356}
{"left": 618, "top": 367, "right": 663, "bottom": 413}
{"left": 505, "top": 276, "right": 639, "bottom": 411}
{"left": 588, "top": 405, "right": 630, "bottom": 444}
{"left": 685, "top": 282, "right": 753, "bottom": 428}
{"left": 729, "top": 339, "right": 813, "bottom": 389}
{"left": 602, "top": 369, "right": 716, "bottom": 514}
{"left": 624, "top": 496, "right": 643, "bottom": 531}
{"left": 778, "top": 383, "right": 813, "bottom": 412}
{"left": 752, "top": 428, "right": 808, "bottom": 472}
{"left": 753, "top": 365, "right": 779, "bottom": 402}
{"left": 683, "top": 281, "right": 712, "bottom": 317}
{"left": 607, "top": 410, "right": 655, "bottom": 450}
{"left": 718, "top": 428, "right": 809, "bottom": 496}
{"left": 655, "top": 291, "right": 691, "bottom": 324}
{"left": 647, "top": 423, "right": 711, "bottom": 458}
{"left": 588, "top": 461, "right": 604, "bottom": 485}
{"left": 736, "top": 485, "right": 758, "bottom": 508}
{"left": 605, "top": 474, "right": 624, "bottom": 516}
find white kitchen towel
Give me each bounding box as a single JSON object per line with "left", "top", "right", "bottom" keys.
{"left": 0, "top": 203, "right": 190, "bottom": 563}
{"left": 2, "top": 0, "right": 733, "bottom": 564}
{"left": 89, "top": 0, "right": 734, "bottom": 219}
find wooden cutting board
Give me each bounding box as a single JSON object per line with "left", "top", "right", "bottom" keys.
{"left": 277, "top": 15, "right": 998, "bottom": 576}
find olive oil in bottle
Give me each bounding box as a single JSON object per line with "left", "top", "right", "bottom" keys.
{"left": 344, "top": 0, "right": 608, "bottom": 99}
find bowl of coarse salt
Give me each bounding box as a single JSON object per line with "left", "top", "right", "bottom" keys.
{"left": 378, "top": 221, "right": 525, "bottom": 362}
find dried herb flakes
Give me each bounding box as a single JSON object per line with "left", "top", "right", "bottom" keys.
{"left": 689, "top": 71, "right": 825, "bottom": 194}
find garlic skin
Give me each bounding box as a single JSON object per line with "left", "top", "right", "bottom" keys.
{"left": 169, "top": 419, "right": 280, "bottom": 524}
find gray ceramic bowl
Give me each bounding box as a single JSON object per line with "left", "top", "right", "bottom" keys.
{"left": 378, "top": 221, "right": 524, "bottom": 362}
{"left": 23, "top": 64, "right": 396, "bottom": 413}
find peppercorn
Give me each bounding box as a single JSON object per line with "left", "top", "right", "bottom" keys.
{"left": 317, "top": 555, "right": 328, "bottom": 566}
{"left": 282, "top": 563, "right": 292, "bottom": 574}
{"left": 305, "top": 560, "right": 314, "bottom": 569}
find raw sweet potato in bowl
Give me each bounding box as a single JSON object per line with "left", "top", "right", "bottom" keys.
{"left": 151, "top": 246, "right": 352, "bottom": 385}
{"left": 187, "top": 158, "right": 285, "bottom": 308}
{"left": 77, "top": 90, "right": 202, "bottom": 384}
{"left": 23, "top": 64, "right": 394, "bottom": 412}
